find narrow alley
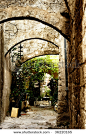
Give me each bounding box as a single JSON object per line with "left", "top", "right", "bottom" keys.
{"left": 0, "top": 107, "right": 58, "bottom": 129}
{"left": 0, "top": 0, "right": 86, "bottom": 130}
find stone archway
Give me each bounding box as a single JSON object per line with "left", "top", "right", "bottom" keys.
{"left": 0, "top": 5, "right": 70, "bottom": 41}
{"left": 0, "top": 4, "right": 69, "bottom": 127}
{"left": 2, "top": 31, "right": 67, "bottom": 127}
{"left": 5, "top": 38, "right": 59, "bottom": 57}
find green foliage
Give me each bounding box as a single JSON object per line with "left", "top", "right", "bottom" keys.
{"left": 21, "top": 55, "right": 58, "bottom": 78}
{"left": 10, "top": 55, "right": 59, "bottom": 105}
{"left": 10, "top": 72, "right": 25, "bottom": 102}
{"left": 45, "top": 86, "right": 51, "bottom": 97}
{"left": 38, "top": 96, "right": 42, "bottom": 101}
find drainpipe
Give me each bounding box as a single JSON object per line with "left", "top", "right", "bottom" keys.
{"left": 64, "top": 38, "right": 68, "bottom": 101}
{"left": 0, "top": 25, "right": 4, "bottom": 123}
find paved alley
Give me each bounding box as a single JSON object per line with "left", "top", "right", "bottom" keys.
{"left": 0, "top": 107, "right": 58, "bottom": 129}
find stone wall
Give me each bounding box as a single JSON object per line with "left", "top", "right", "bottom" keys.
{"left": 67, "top": 0, "right": 86, "bottom": 129}
{"left": 82, "top": 0, "right": 86, "bottom": 129}
{"left": 57, "top": 37, "right": 69, "bottom": 126}
{"left": 0, "top": 0, "right": 67, "bottom": 13}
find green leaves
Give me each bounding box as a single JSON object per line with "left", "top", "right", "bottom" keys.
{"left": 10, "top": 55, "right": 59, "bottom": 104}
{"left": 22, "top": 55, "right": 58, "bottom": 76}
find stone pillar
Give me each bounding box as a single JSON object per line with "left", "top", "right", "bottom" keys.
{"left": 0, "top": 24, "right": 11, "bottom": 123}
{"left": 57, "top": 37, "right": 69, "bottom": 127}
{"left": 2, "top": 53, "right": 12, "bottom": 119}
{"left": 0, "top": 24, "right": 4, "bottom": 123}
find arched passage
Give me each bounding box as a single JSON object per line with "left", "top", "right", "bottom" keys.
{"left": 1, "top": 30, "right": 68, "bottom": 128}
{"left": 0, "top": 6, "right": 70, "bottom": 41}
{"left": 5, "top": 38, "right": 59, "bottom": 57}
{"left": 3, "top": 33, "right": 68, "bottom": 128}
{"left": 0, "top": 5, "right": 69, "bottom": 128}
{"left": 3, "top": 19, "right": 60, "bottom": 55}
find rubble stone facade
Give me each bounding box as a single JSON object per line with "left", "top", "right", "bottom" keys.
{"left": 67, "top": 0, "right": 86, "bottom": 129}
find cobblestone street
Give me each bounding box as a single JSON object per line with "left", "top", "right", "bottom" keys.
{"left": 0, "top": 107, "right": 58, "bottom": 129}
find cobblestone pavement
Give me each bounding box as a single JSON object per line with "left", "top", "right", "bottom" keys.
{"left": 0, "top": 107, "right": 58, "bottom": 129}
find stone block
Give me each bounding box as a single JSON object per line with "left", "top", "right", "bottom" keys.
{"left": 72, "top": 71, "right": 76, "bottom": 84}
{"left": 68, "top": 74, "right": 72, "bottom": 83}
{"left": 74, "top": 85, "right": 80, "bottom": 94}
{"left": 80, "top": 87, "right": 85, "bottom": 109}
{"left": 75, "top": 68, "right": 80, "bottom": 84}
{"left": 76, "top": 45, "right": 83, "bottom": 64}
{"left": 80, "top": 65, "right": 85, "bottom": 86}
{"left": 58, "top": 101, "right": 67, "bottom": 107}
{"left": 85, "top": 89, "right": 86, "bottom": 111}
{"left": 57, "top": 104, "right": 68, "bottom": 114}
{"left": 58, "top": 91, "right": 66, "bottom": 101}
{"left": 71, "top": 94, "right": 75, "bottom": 105}
{"left": 58, "top": 86, "right": 66, "bottom": 92}
{"left": 80, "top": 109, "right": 85, "bottom": 129}
{"left": 70, "top": 58, "right": 76, "bottom": 72}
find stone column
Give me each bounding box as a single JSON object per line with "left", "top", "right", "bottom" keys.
{"left": 57, "top": 37, "right": 69, "bottom": 127}
{"left": 2, "top": 53, "right": 12, "bottom": 119}
{"left": 0, "top": 24, "right": 4, "bottom": 123}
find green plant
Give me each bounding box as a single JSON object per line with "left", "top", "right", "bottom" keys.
{"left": 45, "top": 86, "right": 51, "bottom": 97}
{"left": 10, "top": 55, "right": 59, "bottom": 106}
{"left": 38, "top": 96, "right": 41, "bottom": 101}
{"left": 50, "top": 96, "right": 53, "bottom": 101}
